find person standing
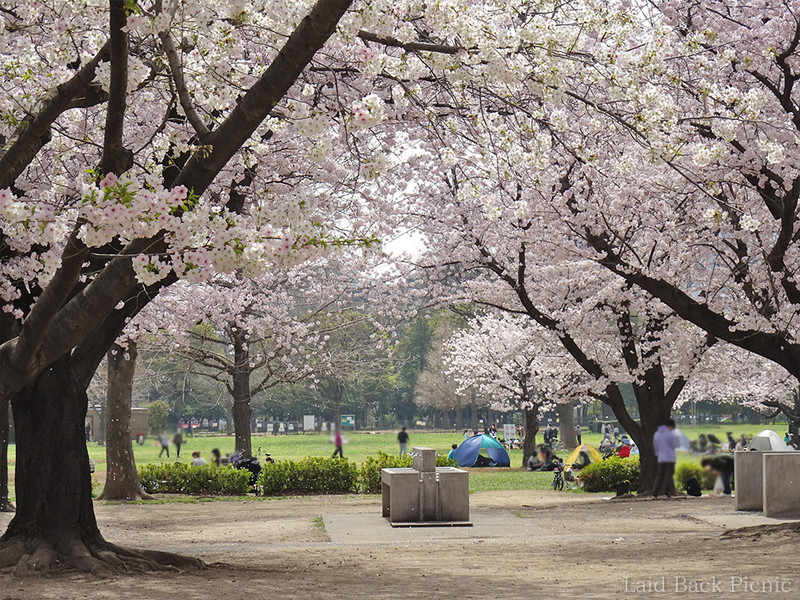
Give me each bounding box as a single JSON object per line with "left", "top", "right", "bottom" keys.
{"left": 332, "top": 430, "right": 343, "bottom": 458}
{"left": 575, "top": 424, "right": 582, "bottom": 445}
{"left": 652, "top": 418, "right": 678, "bottom": 498}
{"left": 397, "top": 427, "right": 409, "bottom": 456}
{"left": 158, "top": 432, "right": 170, "bottom": 458}
{"left": 85, "top": 423, "right": 91, "bottom": 442}
{"left": 172, "top": 428, "right": 183, "bottom": 459}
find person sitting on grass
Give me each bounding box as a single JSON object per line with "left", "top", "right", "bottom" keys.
{"left": 191, "top": 451, "right": 207, "bottom": 467}
{"left": 701, "top": 455, "right": 734, "bottom": 496}
{"left": 527, "top": 445, "right": 557, "bottom": 471}
{"left": 447, "top": 444, "right": 458, "bottom": 461}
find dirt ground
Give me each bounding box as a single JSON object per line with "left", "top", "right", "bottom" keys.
{"left": 0, "top": 491, "right": 797, "bottom": 599}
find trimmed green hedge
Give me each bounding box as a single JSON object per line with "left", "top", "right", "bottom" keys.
{"left": 138, "top": 463, "right": 251, "bottom": 495}
{"left": 675, "top": 463, "right": 717, "bottom": 492}
{"left": 258, "top": 456, "right": 359, "bottom": 495}
{"left": 139, "top": 453, "right": 460, "bottom": 497}
{"left": 580, "top": 457, "right": 641, "bottom": 492}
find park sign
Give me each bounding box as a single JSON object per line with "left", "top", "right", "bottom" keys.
{"left": 503, "top": 424, "right": 516, "bottom": 441}
{"left": 303, "top": 415, "right": 315, "bottom": 432}
{"left": 341, "top": 415, "right": 355, "bottom": 428}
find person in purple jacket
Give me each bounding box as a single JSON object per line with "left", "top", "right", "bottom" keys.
{"left": 652, "top": 418, "right": 678, "bottom": 499}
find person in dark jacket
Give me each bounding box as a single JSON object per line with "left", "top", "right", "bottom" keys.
{"left": 701, "top": 455, "right": 734, "bottom": 495}
{"left": 397, "top": 427, "right": 409, "bottom": 457}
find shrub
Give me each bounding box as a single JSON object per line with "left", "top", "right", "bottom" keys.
{"left": 258, "top": 457, "right": 359, "bottom": 495}
{"left": 138, "top": 463, "right": 251, "bottom": 495}
{"left": 580, "top": 457, "right": 641, "bottom": 492}
{"left": 358, "top": 452, "right": 412, "bottom": 494}
{"left": 358, "top": 451, "right": 458, "bottom": 493}
{"left": 675, "top": 463, "right": 716, "bottom": 492}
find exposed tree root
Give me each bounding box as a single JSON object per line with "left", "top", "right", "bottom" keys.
{"left": 96, "top": 489, "right": 155, "bottom": 501}
{"left": 0, "top": 500, "right": 15, "bottom": 512}
{"left": 0, "top": 536, "right": 205, "bottom": 576}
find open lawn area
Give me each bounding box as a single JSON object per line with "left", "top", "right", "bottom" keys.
{"left": 3, "top": 423, "right": 789, "bottom": 502}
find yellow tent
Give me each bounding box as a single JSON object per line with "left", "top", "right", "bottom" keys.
{"left": 565, "top": 444, "right": 602, "bottom": 467}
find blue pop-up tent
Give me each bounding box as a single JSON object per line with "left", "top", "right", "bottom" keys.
{"left": 453, "top": 434, "right": 510, "bottom": 467}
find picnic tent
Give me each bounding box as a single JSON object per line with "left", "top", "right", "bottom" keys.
{"left": 565, "top": 444, "right": 603, "bottom": 468}
{"left": 748, "top": 430, "right": 792, "bottom": 451}
{"left": 673, "top": 428, "right": 691, "bottom": 452}
{"left": 453, "top": 434, "right": 510, "bottom": 467}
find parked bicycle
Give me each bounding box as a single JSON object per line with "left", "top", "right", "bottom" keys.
{"left": 552, "top": 459, "right": 565, "bottom": 491}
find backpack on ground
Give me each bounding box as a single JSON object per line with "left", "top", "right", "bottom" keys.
{"left": 685, "top": 477, "right": 702, "bottom": 497}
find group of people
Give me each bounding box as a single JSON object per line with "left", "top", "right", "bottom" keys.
{"left": 653, "top": 418, "right": 734, "bottom": 498}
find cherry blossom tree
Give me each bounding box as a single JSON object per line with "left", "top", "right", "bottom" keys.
{"left": 444, "top": 312, "right": 585, "bottom": 465}
{"left": 414, "top": 313, "right": 487, "bottom": 430}
{"left": 498, "top": 1, "right": 800, "bottom": 431}
{"left": 130, "top": 254, "right": 382, "bottom": 454}
{"left": 0, "top": 0, "right": 423, "bottom": 573}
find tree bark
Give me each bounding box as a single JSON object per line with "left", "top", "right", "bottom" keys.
{"left": 602, "top": 383, "right": 676, "bottom": 495}
{"left": 0, "top": 398, "right": 13, "bottom": 512}
{"left": 0, "top": 354, "right": 201, "bottom": 574}
{"left": 522, "top": 407, "right": 540, "bottom": 467}
{"left": 230, "top": 327, "right": 253, "bottom": 456}
{"left": 558, "top": 401, "right": 577, "bottom": 449}
{"left": 98, "top": 341, "right": 153, "bottom": 501}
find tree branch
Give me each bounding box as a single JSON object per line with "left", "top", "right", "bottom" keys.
{"left": 357, "top": 30, "right": 462, "bottom": 55}
{"left": 99, "top": 0, "right": 133, "bottom": 176}
{"left": 171, "top": 0, "right": 353, "bottom": 193}
{"left": 0, "top": 42, "right": 110, "bottom": 189}
{"left": 159, "top": 30, "right": 210, "bottom": 138}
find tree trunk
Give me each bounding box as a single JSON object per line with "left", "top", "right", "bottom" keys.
{"left": 633, "top": 398, "right": 677, "bottom": 496}
{"left": 470, "top": 391, "right": 478, "bottom": 430}
{"left": 603, "top": 383, "right": 675, "bottom": 495}
{"left": 455, "top": 404, "right": 464, "bottom": 430}
{"left": 522, "top": 407, "right": 540, "bottom": 467}
{"left": 0, "top": 397, "right": 13, "bottom": 512}
{"left": 98, "top": 342, "right": 153, "bottom": 501}
{"left": 0, "top": 354, "right": 202, "bottom": 574}
{"left": 558, "top": 401, "right": 577, "bottom": 449}
{"left": 230, "top": 326, "right": 253, "bottom": 456}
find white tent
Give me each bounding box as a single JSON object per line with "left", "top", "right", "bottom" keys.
{"left": 673, "top": 428, "right": 691, "bottom": 451}
{"left": 748, "top": 430, "right": 792, "bottom": 451}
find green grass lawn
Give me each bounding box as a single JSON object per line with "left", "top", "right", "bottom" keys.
{"left": 3, "top": 422, "right": 788, "bottom": 501}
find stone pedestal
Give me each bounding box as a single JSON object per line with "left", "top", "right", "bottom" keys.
{"left": 734, "top": 451, "right": 763, "bottom": 511}
{"left": 763, "top": 452, "right": 800, "bottom": 518}
{"left": 381, "top": 446, "right": 470, "bottom": 525}
{"left": 437, "top": 467, "right": 469, "bottom": 521}
{"left": 412, "top": 447, "right": 436, "bottom": 473}
{"left": 381, "top": 468, "right": 420, "bottom": 521}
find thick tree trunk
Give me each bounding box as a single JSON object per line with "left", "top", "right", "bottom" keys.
{"left": 455, "top": 404, "right": 464, "bottom": 430}
{"left": 0, "top": 354, "right": 202, "bottom": 574}
{"left": 522, "top": 407, "right": 540, "bottom": 467}
{"left": 558, "top": 401, "right": 577, "bottom": 449}
{"left": 0, "top": 398, "right": 13, "bottom": 512}
{"left": 98, "top": 342, "right": 152, "bottom": 501}
{"left": 230, "top": 327, "right": 253, "bottom": 456}
{"left": 603, "top": 383, "right": 675, "bottom": 495}
{"left": 633, "top": 397, "right": 677, "bottom": 496}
